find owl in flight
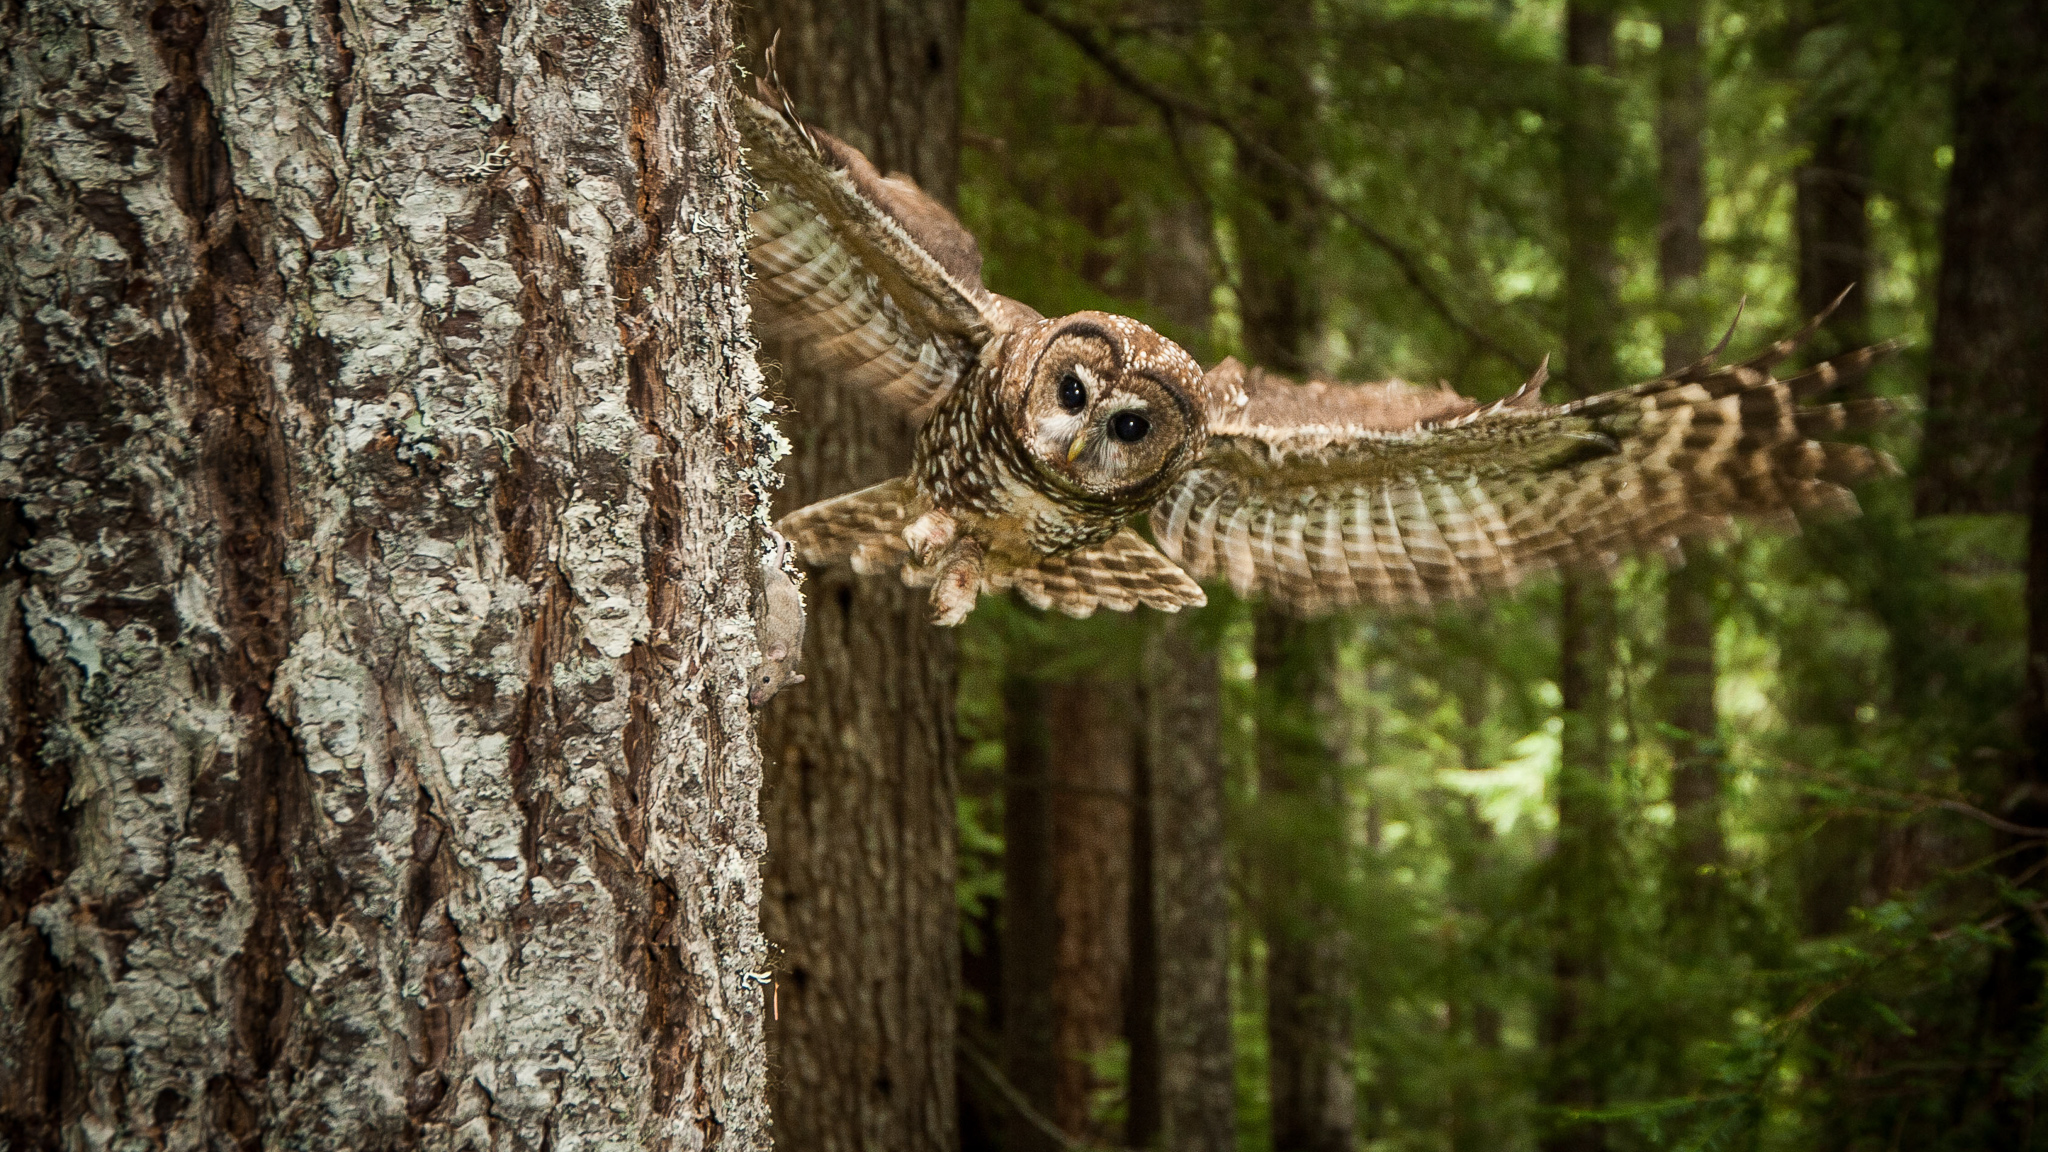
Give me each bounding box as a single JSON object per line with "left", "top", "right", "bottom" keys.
{"left": 741, "top": 89, "right": 1897, "bottom": 626}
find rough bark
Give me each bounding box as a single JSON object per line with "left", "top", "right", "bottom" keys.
{"left": 1255, "top": 614, "right": 1355, "bottom": 1152}
{"left": 734, "top": 5, "right": 965, "bottom": 1151}
{"left": 0, "top": 0, "right": 773, "bottom": 1147}
{"left": 1542, "top": 7, "right": 1622, "bottom": 1152}
{"left": 1141, "top": 618, "right": 1234, "bottom": 1152}
{"left": 1915, "top": 0, "right": 2048, "bottom": 515}
{"left": 1657, "top": 0, "right": 1724, "bottom": 922}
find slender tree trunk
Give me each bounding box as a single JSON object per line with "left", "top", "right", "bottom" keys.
{"left": 1915, "top": 0, "right": 2048, "bottom": 516}
{"left": 1002, "top": 674, "right": 1061, "bottom": 1152}
{"left": 1657, "top": 0, "right": 1724, "bottom": 927}
{"left": 1255, "top": 615, "right": 1355, "bottom": 1152}
{"left": 734, "top": 5, "right": 966, "bottom": 1150}
{"left": 1127, "top": 694, "right": 1162, "bottom": 1151}
{"left": 1232, "top": 0, "right": 1323, "bottom": 382}
{"left": 0, "top": 0, "right": 773, "bottom": 1146}
{"left": 1144, "top": 618, "right": 1237, "bottom": 1152}
{"left": 1987, "top": 382, "right": 2048, "bottom": 1143}
{"left": 1794, "top": 115, "right": 1872, "bottom": 367}
{"left": 1543, "top": 6, "right": 1622, "bottom": 1152}
{"left": 1044, "top": 679, "right": 1138, "bottom": 1142}
{"left": 982, "top": 57, "right": 1221, "bottom": 1149}
{"left": 1227, "top": 7, "right": 1354, "bottom": 1149}
{"left": 1125, "top": 198, "right": 1221, "bottom": 1152}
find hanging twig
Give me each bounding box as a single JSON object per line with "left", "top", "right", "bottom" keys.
{"left": 1018, "top": 0, "right": 1543, "bottom": 378}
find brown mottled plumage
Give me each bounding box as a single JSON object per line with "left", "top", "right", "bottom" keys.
{"left": 743, "top": 88, "right": 1901, "bottom": 626}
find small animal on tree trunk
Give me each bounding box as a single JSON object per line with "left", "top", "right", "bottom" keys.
{"left": 750, "top": 530, "right": 807, "bottom": 707}
{"left": 741, "top": 82, "right": 1902, "bottom": 626}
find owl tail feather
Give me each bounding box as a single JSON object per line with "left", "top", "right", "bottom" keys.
{"left": 987, "top": 528, "right": 1208, "bottom": 619}
{"left": 777, "top": 477, "right": 918, "bottom": 575}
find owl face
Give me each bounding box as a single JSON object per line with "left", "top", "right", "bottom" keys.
{"left": 1004, "top": 312, "right": 1206, "bottom": 503}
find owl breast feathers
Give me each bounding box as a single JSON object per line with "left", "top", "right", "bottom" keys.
{"left": 741, "top": 82, "right": 1902, "bottom": 626}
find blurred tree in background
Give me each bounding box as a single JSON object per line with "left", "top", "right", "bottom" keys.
{"left": 749, "top": 0, "right": 2036, "bottom": 1148}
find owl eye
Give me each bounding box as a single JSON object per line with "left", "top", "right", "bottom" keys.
{"left": 1058, "top": 372, "right": 1087, "bottom": 411}
{"left": 1110, "top": 411, "right": 1150, "bottom": 443}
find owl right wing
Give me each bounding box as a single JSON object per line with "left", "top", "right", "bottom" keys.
{"left": 741, "top": 84, "right": 1031, "bottom": 412}
{"left": 1149, "top": 316, "right": 1902, "bottom": 616}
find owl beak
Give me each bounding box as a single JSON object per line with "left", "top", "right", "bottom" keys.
{"left": 1067, "top": 431, "right": 1088, "bottom": 462}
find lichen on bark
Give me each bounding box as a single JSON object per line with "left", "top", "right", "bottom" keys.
{"left": 0, "top": 0, "right": 774, "bottom": 1146}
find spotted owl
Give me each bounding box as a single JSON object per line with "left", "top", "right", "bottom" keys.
{"left": 741, "top": 89, "right": 1900, "bottom": 626}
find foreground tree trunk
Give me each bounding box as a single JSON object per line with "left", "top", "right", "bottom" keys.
{"left": 0, "top": 0, "right": 773, "bottom": 1146}
{"left": 735, "top": 4, "right": 965, "bottom": 1151}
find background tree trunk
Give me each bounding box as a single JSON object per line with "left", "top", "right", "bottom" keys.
{"left": 734, "top": 4, "right": 966, "bottom": 1151}
{"left": 1225, "top": 7, "right": 1355, "bottom": 1149}
{"left": 1656, "top": 0, "right": 1724, "bottom": 930}
{"left": 1794, "top": 115, "right": 1872, "bottom": 368}
{"left": 1543, "top": 5, "right": 1622, "bottom": 1151}
{"left": 1914, "top": 0, "right": 2048, "bottom": 516}
{"left": 1126, "top": 690, "right": 1161, "bottom": 1151}
{"left": 1932, "top": 1, "right": 2048, "bottom": 1140}
{"left": 1255, "top": 614, "right": 1355, "bottom": 1152}
{"left": 1001, "top": 673, "right": 1061, "bottom": 1152}
{"left": 0, "top": 0, "right": 772, "bottom": 1146}
{"left": 1047, "top": 680, "right": 1137, "bottom": 1143}
{"left": 998, "top": 672, "right": 1140, "bottom": 1149}
{"left": 1142, "top": 616, "right": 1236, "bottom": 1152}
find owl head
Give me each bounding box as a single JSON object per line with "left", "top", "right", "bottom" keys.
{"left": 1001, "top": 311, "right": 1207, "bottom": 506}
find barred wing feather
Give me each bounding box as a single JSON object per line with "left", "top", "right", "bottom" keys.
{"left": 740, "top": 93, "right": 1014, "bottom": 411}
{"left": 1152, "top": 325, "right": 1900, "bottom": 616}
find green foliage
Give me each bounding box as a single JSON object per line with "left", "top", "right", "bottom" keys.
{"left": 954, "top": 1, "right": 2027, "bottom": 1148}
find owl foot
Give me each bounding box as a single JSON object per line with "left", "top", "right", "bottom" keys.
{"left": 902, "top": 509, "right": 959, "bottom": 567}
{"left": 926, "top": 536, "right": 985, "bottom": 627}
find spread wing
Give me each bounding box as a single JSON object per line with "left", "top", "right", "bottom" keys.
{"left": 741, "top": 82, "right": 1032, "bottom": 411}
{"left": 1150, "top": 317, "right": 1902, "bottom": 616}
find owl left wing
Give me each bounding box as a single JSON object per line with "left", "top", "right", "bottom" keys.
{"left": 742, "top": 84, "right": 1029, "bottom": 412}
{"left": 1150, "top": 324, "right": 1901, "bottom": 616}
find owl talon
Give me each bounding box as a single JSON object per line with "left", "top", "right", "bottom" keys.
{"left": 903, "top": 510, "right": 959, "bottom": 568}
{"left": 926, "top": 537, "right": 985, "bottom": 627}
